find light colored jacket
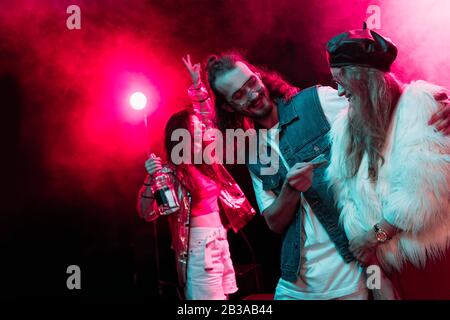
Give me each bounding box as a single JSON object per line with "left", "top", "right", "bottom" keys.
{"left": 138, "top": 164, "right": 256, "bottom": 289}
{"left": 327, "top": 80, "right": 450, "bottom": 272}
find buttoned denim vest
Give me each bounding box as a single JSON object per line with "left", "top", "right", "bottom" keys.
{"left": 247, "top": 86, "right": 354, "bottom": 282}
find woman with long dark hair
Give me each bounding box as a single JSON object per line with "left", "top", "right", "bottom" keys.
{"left": 137, "top": 55, "right": 255, "bottom": 300}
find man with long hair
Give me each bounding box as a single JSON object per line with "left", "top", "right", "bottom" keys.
{"left": 203, "top": 51, "right": 450, "bottom": 299}
{"left": 326, "top": 26, "right": 450, "bottom": 298}
{"left": 205, "top": 53, "right": 365, "bottom": 299}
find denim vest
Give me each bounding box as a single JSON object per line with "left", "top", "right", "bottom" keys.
{"left": 247, "top": 86, "right": 354, "bottom": 282}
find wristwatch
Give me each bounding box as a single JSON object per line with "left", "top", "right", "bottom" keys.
{"left": 373, "top": 223, "right": 391, "bottom": 243}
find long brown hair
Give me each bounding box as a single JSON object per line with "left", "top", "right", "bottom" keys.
{"left": 164, "top": 109, "right": 217, "bottom": 192}
{"left": 334, "top": 66, "right": 403, "bottom": 181}
{"left": 205, "top": 52, "right": 299, "bottom": 131}
{"left": 164, "top": 109, "right": 192, "bottom": 165}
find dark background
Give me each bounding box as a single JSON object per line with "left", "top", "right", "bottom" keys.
{"left": 1, "top": 0, "right": 449, "bottom": 299}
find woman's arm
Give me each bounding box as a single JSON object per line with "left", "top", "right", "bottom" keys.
{"left": 383, "top": 81, "right": 450, "bottom": 233}
{"left": 137, "top": 155, "right": 163, "bottom": 221}
{"left": 183, "top": 54, "right": 218, "bottom": 165}
{"left": 183, "top": 54, "right": 215, "bottom": 125}
{"left": 137, "top": 175, "right": 159, "bottom": 222}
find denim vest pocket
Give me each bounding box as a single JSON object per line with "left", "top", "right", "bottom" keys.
{"left": 261, "top": 174, "right": 282, "bottom": 193}
{"left": 292, "top": 134, "right": 330, "bottom": 162}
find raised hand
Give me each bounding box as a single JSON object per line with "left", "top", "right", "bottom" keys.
{"left": 145, "top": 154, "right": 162, "bottom": 175}
{"left": 182, "top": 54, "right": 201, "bottom": 88}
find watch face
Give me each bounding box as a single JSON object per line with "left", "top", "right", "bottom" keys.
{"left": 376, "top": 231, "right": 388, "bottom": 242}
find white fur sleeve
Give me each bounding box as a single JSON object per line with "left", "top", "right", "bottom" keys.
{"left": 325, "top": 109, "right": 359, "bottom": 228}
{"left": 384, "top": 81, "right": 450, "bottom": 233}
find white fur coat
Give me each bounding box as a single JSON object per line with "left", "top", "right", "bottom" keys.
{"left": 326, "top": 80, "right": 450, "bottom": 272}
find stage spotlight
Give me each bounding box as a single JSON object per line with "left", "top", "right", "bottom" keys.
{"left": 129, "top": 91, "right": 147, "bottom": 110}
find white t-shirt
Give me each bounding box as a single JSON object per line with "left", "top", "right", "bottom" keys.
{"left": 250, "top": 86, "right": 366, "bottom": 300}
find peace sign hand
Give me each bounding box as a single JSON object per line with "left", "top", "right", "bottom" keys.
{"left": 182, "top": 54, "right": 201, "bottom": 88}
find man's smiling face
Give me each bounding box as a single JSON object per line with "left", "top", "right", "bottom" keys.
{"left": 214, "top": 61, "right": 273, "bottom": 120}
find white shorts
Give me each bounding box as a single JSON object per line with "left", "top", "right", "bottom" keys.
{"left": 332, "top": 288, "right": 369, "bottom": 300}
{"left": 185, "top": 226, "right": 238, "bottom": 300}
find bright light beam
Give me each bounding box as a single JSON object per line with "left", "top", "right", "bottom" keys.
{"left": 129, "top": 91, "right": 147, "bottom": 110}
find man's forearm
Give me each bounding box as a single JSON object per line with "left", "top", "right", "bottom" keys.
{"left": 262, "top": 181, "right": 301, "bottom": 234}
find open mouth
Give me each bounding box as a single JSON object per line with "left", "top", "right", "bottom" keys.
{"left": 251, "top": 93, "right": 264, "bottom": 109}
